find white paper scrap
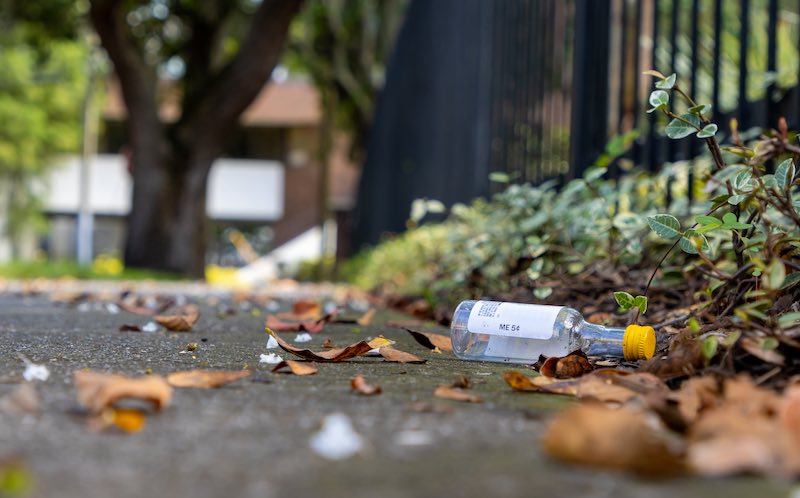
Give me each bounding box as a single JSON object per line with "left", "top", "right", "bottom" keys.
{"left": 259, "top": 353, "right": 283, "bottom": 364}
{"left": 309, "top": 413, "right": 365, "bottom": 460}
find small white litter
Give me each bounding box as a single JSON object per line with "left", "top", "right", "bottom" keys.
{"left": 105, "top": 303, "right": 120, "bottom": 314}
{"left": 394, "top": 429, "right": 434, "bottom": 447}
{"left": 22, "top": 363, "right": 50, "bottom": 382}
{"left": 142, "top": 322, "right": 159, "bottom": 333}
{"left": 309, "top": 413, "right": 365, "bottom": 460}
{"left": 294, "top": 333, "right": 312, "bottom": 343}
{"left": 259, "top": 353, "right": 283, "bottom": 364}
{"left": 266, "top": 335, "right": 279, "bottom": 349}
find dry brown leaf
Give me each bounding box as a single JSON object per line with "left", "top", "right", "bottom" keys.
{"left": 536, "top": 369, "right": 667, "bottom": 403}
{"left": 117, "top": 301, "right": 157, "bottom": 316}
{"left": 268, "top": 331, "right": 373, "bottom": 362}
{"left": 378, "top": 347, "right": 426, "bottom": 364}
{"left": 668, "top": 376, "right": 720, "bottom": 425}
{"left": 502, "top": 370, "right": 555, "bottom": 391}
{"left": 265, "top": 314, "right": 328, "bottom": 334}
{"left": 271, "top": 360, "right": 318, "bottom": 376}
{"left": 539, "top": 350, "right": 593, "bottom": 378}
{"left": 291, "top": 299, "right": 322, "bottom": 319}
{"left": 74, "top": 370, "right": 172, "bottom": 414}
{"left": 641, "top": 334, "right": 704, "bottom": 379}
{"left": 356, "top": 308, "right": 377, "bottom": 326}
{"left": 405, "top": 329, "right": 452, "bottom": 352}
{"left": 541, "top": 403, "right": 685, "bottom": 477}
{"left": 118, "top": 324, "right": 142, "bottom": 332}
{"left": 0, "top": 382, "right": 40, "bottom": 416}
{"left": 154, "top": 304, "right": 200, "bottom": 332}
{"left": 322, "top": 339, "right": 334, "bottom": 349}
{"left": 450, "top": 375, "right": 472, "bottom": 389}
{"left": 434, "top": 385, "right": 482, "bottom": 403}
{"left": 351, "top": 374, "right": 382, "bottom": 395}
{"left": 740, "top": 337, "right": 785, "bottom": 365}
{"left": 685, "top": 375, "right": 800, "bottom": 477}
{"left": 167, "top": 369, "right": 251, "bottom": 388}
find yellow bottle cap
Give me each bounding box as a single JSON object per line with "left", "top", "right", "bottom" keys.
{"left": 623, "top": 324, "right": 656, "bottom": 360}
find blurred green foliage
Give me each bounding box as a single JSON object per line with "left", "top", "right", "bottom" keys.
{"left": 0, "top": 1, "right": 88, "bottom": 256}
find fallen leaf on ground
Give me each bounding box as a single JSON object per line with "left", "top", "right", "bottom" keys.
{"left": 167, "top": 369, "right": 251, "bottom": 388}
{"left": 118, "top": 324, "right": 142, "bottom": 332}
{"left": 0, "top": 458, "right": 33, "bottom": 495}
{"left": 351, "top": 374, "right": 381, "bottom": 395}
{"left": 503, "top": 370, "right": 555, "bottom": 391}
{"left": 434, "top": 385, "right": 482, "bottom": 403}
{"left": 322, "top": 339, "right": 334, "bottom": 349}
{"left": 405, "top": 329, "right": 453, "bottom": 352}
{"left": 265, "top": 314, "right": 328, "bottom": 334}
{"left": 451, "top": 375, "right": 472, "bottom": 389}
{"left": 685, "top": 375, "right": 800, "bottom": 477}
{"left": 0, "top": 383, "right": 40, "bottom": 416}
{"left": 514, "top": 369, "right": 667, "bottom": 403}
{"left": 268, "top": 330, "right": 373, "bottom": 362}
{"left": 541, "top": 403, "right": 685, "bottom": 477}
{"left": 641, "top": 333, "right": 704, "bottom": 379}
{"left": 667, "top": 376, "right": 720, "bottom": 425}
{"left": 271, "top": 360, "right": 318, "bottom": 376}
{"left": 740, "top": 336, "right": 785, "bottom": 365}
{"left": 356, "top": 308, "right": 376, "bottom": 326}
{"left": 378, "top": 347, "right": 426, "bottom": 364}
{"left": 74, "top": 370, "right": 172, "bottom": 414}
{"left": 154, "top": 304, "right": 200, "bottom": 331}
{"left": 539, "top": 350, "right": 593, "bottom": 378}
{"left": 291, "top": 299, "right": 322, "bottom": 319}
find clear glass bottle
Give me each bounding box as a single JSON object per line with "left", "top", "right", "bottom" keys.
{"left": 450, "top": 300, "right": 655, "bottom": 364}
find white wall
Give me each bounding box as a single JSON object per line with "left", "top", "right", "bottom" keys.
{"left": 43, "top": 154, "right": 285, "bottom": 220}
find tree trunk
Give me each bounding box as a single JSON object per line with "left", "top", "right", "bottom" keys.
{"left": 124, "top": 143, "right": 214, "bottom": 278}
{"left": 89, "top": 0, "right": 303, "bottom": 278}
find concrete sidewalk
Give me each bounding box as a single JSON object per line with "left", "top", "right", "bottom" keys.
{"left": 0, "top": 284, "right": 789, "bottom": 498}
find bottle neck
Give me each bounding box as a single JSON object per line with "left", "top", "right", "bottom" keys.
{"left": 578, "top": 321, "right": 626, "bottom": 357}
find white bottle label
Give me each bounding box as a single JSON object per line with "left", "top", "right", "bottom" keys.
{"left": 467, "top": 301, "right": 563, "bottom": 340}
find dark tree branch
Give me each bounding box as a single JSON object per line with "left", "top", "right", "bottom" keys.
{"left": 176, "top": 0, "right": 304, "bottom": 159}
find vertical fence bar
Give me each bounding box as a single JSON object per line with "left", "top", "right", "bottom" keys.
{"left": 687, "top": 0, "right": 699, "bottom": 205}
{"left": 738, "top": 0, "right": 750, "bottom": 129}
{"left": 667, "top": 0, "right": 679, "bottom": 166}
{"left": 647, "top": 0, "right": 660, "bottom": 172}
{"left": 631, "top": 0, "right": 643, "bottom": 166}
{"left": 766, "top": 0, "right": 778, "bottom": 128}
{"left": 569, "top": 0, "right": 611, "bottom": 178}
{"left": 711, "top": 0, "right": 722, "bottom": 126}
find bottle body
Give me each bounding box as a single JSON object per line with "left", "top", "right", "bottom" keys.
{"left": 450, "top": 300, "right": 626, "bottom": 363}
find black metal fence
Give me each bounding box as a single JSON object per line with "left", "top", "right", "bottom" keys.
{"left": 350, "top": 0, "right": 800, "bottom": 250}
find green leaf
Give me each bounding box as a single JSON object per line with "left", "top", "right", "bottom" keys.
{"left": 649, "top": 90, "right": 669, "bottom": 107}
{"left": 732, "top": 171, "right": 753, "bottom": 192}
{"left": 655, "top": 73, "right": 677, "bottom": 90}
{"left": 646, "top": 214, "right": 681, "bottom": 239}
{"left": 633, "top": 295, "right": 648, "bottom": 315}
{"left": 779, "top": 312, "right": 800, "bottom": 329}
{"left": 728, "top": 194, "right": 748, "bottom": 205}
{"left": 720, "top": 212, "right": 752, "bottom": 230}
{"left": 702, "top": 336, "right": 718, "bottom": 362}
{"left": 760, "top": 337, "right": 779, "bottom": 350}
{"left": 764, "top": 259, "right": 786, "bottom": 290}
{"left": 695, "top": 215, "right": 722, "bottom": 233}
{"left": 688, "top": 104, "right": 711, "bottom": 115}
{"left": 720, "top": 331, "right": 741, "bottom": 347}
{"left": 489, "top": 172, "right": 510, "bottom": 183}
{"left": 583, "top": 166, "right": 607, "bottom": 182}
{"left": 533, "top": 287, "right": 553, "bottom": 300}
{"left": 665, "top": 113, "right": 701, "bottom": 139}
{"left": 679, "top": 229, "right": 709, "bottom": 255}
{"left": 687, "top": 317, "right": 701, "bottom": 333}
{"left": 696, "top": 124, "right": 718, "bottom": 138}
{"left": 781, "top": 272, "right": 800, "bottom": 289}
{"left": 775, "top": 159, "right": 795, "bottom": 190}
{"left": 614, "top": 291, "right": 635, "bottom": 311}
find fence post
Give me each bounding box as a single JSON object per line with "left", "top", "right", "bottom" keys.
{"left": 568, "top": 0, "right": 611, "bottom": 179}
